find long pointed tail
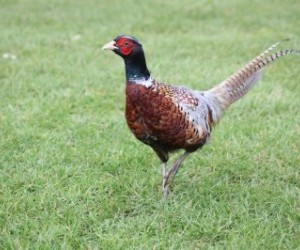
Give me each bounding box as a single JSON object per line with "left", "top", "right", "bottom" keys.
{"left": 209, "top": 40, "right": 300, "bottom": 112}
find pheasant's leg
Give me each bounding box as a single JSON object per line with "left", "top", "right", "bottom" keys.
{"left": 162, "top": 162, "right": 168, "bottom": 187}
{"left": 167, "top": 151, "right": 190, "bottom": 181}
{"left": 161, "top": 162, "right": 169, "bottom": 195}
{"left": 152, "top": 146, "right": 170, "bottom": 195}
{"left": 163, "top": 151, "right": 190, "bottom": 196}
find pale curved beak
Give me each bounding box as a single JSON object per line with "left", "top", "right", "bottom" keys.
{"left": 101, "top": 40, "right": 117, "bottom": 51}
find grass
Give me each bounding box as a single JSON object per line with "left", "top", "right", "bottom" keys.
{"left": 0, "top": 0, "right": 300, "bottom": 248}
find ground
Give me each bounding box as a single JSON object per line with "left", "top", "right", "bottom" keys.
{"left": 0, "top": 0, "right": 299, "bottom": 248}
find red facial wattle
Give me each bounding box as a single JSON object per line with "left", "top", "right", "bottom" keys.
{"left": 116, "top": 38, "right": 136, "bottom": 56}
{"left": 120, "top": 46, "right": 133, "bottom": 56}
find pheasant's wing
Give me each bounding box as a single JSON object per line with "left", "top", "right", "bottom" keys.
{"left": 169, "top": 86, "right": 213, "bottom": 138}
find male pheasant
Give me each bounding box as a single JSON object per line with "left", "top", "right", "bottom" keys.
{"left": 102, "top": 35, "right": 299, "bottom": 196}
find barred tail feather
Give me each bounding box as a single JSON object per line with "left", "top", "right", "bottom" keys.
{"left": 209, "top": 41, "right": 300, "bottom": 112}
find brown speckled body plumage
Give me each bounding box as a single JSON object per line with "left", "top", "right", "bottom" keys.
{"left": 102, "top": 35, "right": 299, "bottom": 196}
{"left": 126, "top": 80, "right": 210, "bottom": 162}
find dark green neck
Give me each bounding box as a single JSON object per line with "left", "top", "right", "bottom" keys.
{"left": 124, "top": 51, "right": 150, "bottom": 81}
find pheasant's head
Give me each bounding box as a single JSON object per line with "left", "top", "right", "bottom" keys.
{"left": 102, "top": 35, "right": 150, "bottom": 81}
{"left": 102, "top": 35, "right": 142, "bottom": 58}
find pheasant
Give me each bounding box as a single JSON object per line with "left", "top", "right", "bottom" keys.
{"left": 102, "top": 35, "right": 299, "bottom": 196}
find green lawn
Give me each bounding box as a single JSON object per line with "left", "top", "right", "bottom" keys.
{"left": 1, "top": 0, "right": 299, "bottom": 249}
